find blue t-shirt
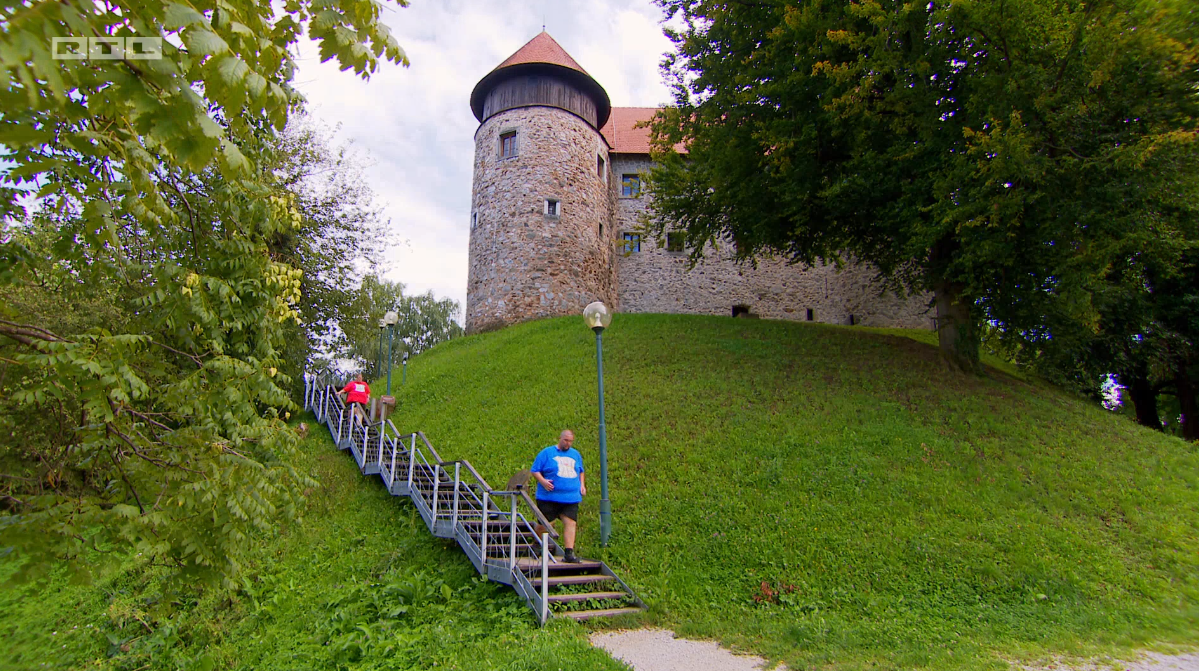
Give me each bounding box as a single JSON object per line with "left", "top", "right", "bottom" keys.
{"left": 531, "top": 445, "right": 585, "bottom": 503}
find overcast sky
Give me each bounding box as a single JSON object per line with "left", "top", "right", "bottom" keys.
{"left": 291, "top": 0, "right": 677, "bottom": 320}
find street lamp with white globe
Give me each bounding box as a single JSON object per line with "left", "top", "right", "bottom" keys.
{"left": 583, "top": 301, "right": 613, "bottom": 546}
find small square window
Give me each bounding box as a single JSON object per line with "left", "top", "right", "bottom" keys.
{"left": 597, "top": 155, "right": 606, "bottom": 180}
{"left": 622, "top": 232, "right": 641, "bottom": 253}
{"left": 545, "top": 199, "right": 560, "bottom": 217}
{"left": 666, "top": 232, "right": 684, "bottom": 252}
{"left": 621, "top": 174, "right": 641, "bottom": 197}
{"left": 500, "top": 131, "right": 517, "bottom": 158}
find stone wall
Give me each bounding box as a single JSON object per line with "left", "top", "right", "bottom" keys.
{"left": 610, "top": 155, "right": 934, "bottom": 329}
{"left": 466, "top": 106, "right": 618, "bottom": 333}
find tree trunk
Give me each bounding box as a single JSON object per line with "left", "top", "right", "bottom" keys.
{"left": 1124, "top": 372, "right": 1161, "bottom": 431}
{"left": 933, "top": 281, "right": 981, "bottom": 373}
{"left": 1176, "top": 372, "right": 1198, "bottom": 441}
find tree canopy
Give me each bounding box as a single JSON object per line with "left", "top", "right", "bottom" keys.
{"left": 0, "top": 0, "right": 409, "bottom": 582}
{"left": 647, "top": 0, "right": 1199, "bottom": 372}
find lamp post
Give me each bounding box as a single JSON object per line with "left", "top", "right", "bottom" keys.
{"left": 377, "top": 318, "right": 386, "bottom": 379}
{"left": 583, "top": 301, "right": 613, "bottom": 546}
{"left": 384, "top": 311, "right": 399, "bottom": 395}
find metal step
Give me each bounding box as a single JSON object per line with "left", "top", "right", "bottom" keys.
{"left": 531, "top": 574, "right": 614, "bottom": 587}
{"left": 547, "top": 591, "right": 628, "bottom": 604}
{"left": 559, "top": 607, "right": 644, "bottom": 621}
{"left": 516, "top": 559, "right": 603, "bottom": 571}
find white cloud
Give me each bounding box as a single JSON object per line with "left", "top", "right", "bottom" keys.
{"left": 292, "top": 0, "right": 674, "bottom": 316}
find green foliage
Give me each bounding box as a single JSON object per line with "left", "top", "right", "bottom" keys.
{"left": 647, "top": 0, "right": 1199, "bottom": 371}
{"left": 267, "top": 113, "right": 393, "bottom": 393}
{"left": 0, "top": 0, "right": 408, "bottom": 583}
{"left": 336, "top": 274, "right": 464, "bottom": 379}
{"left": 382, "top": 314, "right": 1199, "bottom": 669}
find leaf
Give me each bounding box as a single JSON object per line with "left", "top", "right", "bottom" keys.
{"left": 164, "top": 3, "right": 207, "bottom": 29}
{"left": 182, "top": 28, "right": 229, "bottom": 56}
{"left": 214, "top": 55, "right": 250, "bottom": 86}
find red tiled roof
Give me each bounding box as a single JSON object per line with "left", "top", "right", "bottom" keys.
{"left": 601, "top": 107, "right": 687, "bottom": 154}
{"left": 494, "top": 31, "right": 589, "bottom": 76}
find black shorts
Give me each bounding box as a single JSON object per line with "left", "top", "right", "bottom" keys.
{"left": 536, "top": 499, "right": 579, "bottom": 522}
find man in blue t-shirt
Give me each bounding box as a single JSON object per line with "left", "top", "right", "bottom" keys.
{"left": 531, "top": 429, "right": 586, "bottom": 563}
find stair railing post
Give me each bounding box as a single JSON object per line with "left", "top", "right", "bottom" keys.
{"left": 377, "top": 425, "right": 386, "bottom": 470}
{"left": 508, "top": 493, "right": 518, "bottom": 572}
{"left": 389, "top": 436, "right": 397, "bottom": 485}
{"left": 452, "top": 463, "right": 461, "bottom": 531}
{"left": 481, "top": 492, "right": 489, "bottom": 567}
{"left": 335, "top": 405, "right": 344, "bottom": 445}
{"left": 541, "top": 532, "right": 549, "bottom": 624}
{"left": 431, "top": 463, "right": 441, "bottom": 522}
{"left": 362, "top": 420, "right": 369, "bottom": 457}
{"left": 407, "top": 435, "right": 416, "bottom": 491}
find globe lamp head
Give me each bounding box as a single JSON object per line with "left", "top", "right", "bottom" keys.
{"left": 583, "top": 302, "right": 613, "bottom": 332}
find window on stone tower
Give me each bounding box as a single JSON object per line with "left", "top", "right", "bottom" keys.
{"left": 621, "top": 174, "right": 641, "bottom": 197}
{"left": 471, "top": 212, "right": 478, "bottom": 230}
{"left": 545, "top": 199, "right": 560, "bottom": 217}
{"left": 666, "top": 232, "right": 685, "bottom": 252}
{"left": 500, "top": 131, "right": 517, "bottom": 158}
{"left": 622, "top": 232, "right": 641, "bottom": 253}
{"left": 597, "top": 155, "right": 606, "bottom": 181}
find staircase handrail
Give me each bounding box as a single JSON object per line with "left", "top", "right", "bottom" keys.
{"left": 310, "top": 376, "right": 562, "bottom": 539}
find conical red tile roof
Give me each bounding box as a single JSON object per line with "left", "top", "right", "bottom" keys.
{"left": 470, "top": 31, "right": 611, "bottom": 127}
{"left": 494, "top": 31, "right": 589, "bottom": 75}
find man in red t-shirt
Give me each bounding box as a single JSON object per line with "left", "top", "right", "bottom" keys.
{"left": 339, "top": 373, "right": 371, "bottom": 427}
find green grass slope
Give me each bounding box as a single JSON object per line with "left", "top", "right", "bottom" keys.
{"left": 385, "top": 314, "right": 1199, "bottom": 669}
{"left": 0, "top": 422, "right": 626, "bottom": 671}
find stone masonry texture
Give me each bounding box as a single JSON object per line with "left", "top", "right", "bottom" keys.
{"left": 466, "top": 107, "right": 933, "bottom": 333}
{"left": 467, "top": 106, "right": 618, "bottom": 333}
{"left": 611, "top": 159, "right": 933, "bottom": 328}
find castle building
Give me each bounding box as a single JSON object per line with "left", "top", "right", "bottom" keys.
{"left": 466, "top": 32, "right": 932, "bottom": 334}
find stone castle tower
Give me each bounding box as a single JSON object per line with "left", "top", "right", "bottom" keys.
{"left": 466, "top": 32, "right": 617, "bottom": 334}
{"left": 466, "top": 33, "right": 933, "bottom": 334}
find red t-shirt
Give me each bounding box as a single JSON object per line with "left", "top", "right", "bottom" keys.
{"left": 343, "top": 381, "right": 370, "bottom": 404}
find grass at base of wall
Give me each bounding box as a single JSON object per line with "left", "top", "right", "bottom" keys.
{"left": 0, "top": 422, "right": 628, "bottom": 671}
{"left": 381, "top": 314, "right": 1199, "bottom": 670}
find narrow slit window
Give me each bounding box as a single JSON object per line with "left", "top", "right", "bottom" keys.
{"left": 471, "top": 212, "right": 478, "bottom": 230}
{"left": 597, "top": 155, "right": 606, "bottom": 180}
{"left": 500, "top": 131, "right": 517, "bottom": 158}
{"left": 806, "top": 308, "right": 814, "bottom": 321}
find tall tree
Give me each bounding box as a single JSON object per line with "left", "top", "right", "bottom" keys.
{"left": 0, "top": 0, "right": 408, "bottom": 582}
{"left": 647, "top": 0, "right": 1199, "bottom": 371}
{"left": 335, "top": 274, "right": 464, "bottom": 379}
{"left": 267, "top": 113, "right": 392, "bottom": 396}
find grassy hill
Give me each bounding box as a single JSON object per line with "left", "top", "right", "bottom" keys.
{"left": 0, "top": 414, "right": 625, "bottom": 671}
{"left": 2, "top": 313, "right": 1196, "bottom": 670}
{"left": 387, "top": 314, "right": 1199, "bottom": 669}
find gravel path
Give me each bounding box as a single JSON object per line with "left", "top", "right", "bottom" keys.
{"left": 1021, "top": 652, "right": 1199, "bottom": 671}
{"left": 589, "top": 629, "right": 783, "bottom": 671}
{"left": 590, "top": 628, "right": 1198, "bottom": 671}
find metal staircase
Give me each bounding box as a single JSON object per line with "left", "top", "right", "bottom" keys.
{"left": 304, "top": 373, "right": 645, "bottom": 624}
